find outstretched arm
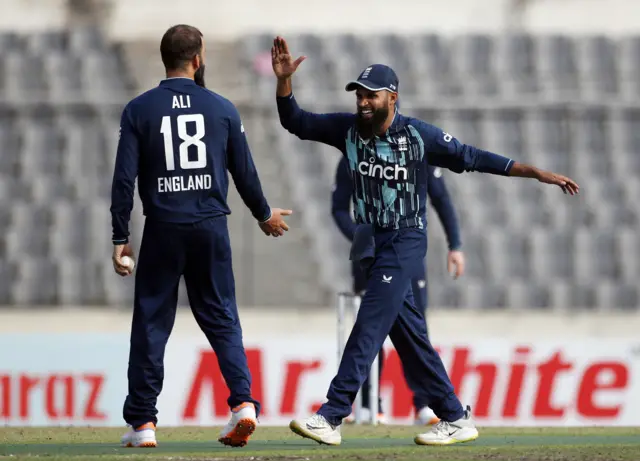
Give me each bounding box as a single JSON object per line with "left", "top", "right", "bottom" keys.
{"left": 273, "top": 36, "right": 353, "bottom": 149}
{"left": 414, "top": 120, "right": 580, "bottom": 195}
{"left": 226, "top": 104, "right": 292, "bottom": 237}
{"left": 226, "top": 105, "right": 272, "bottom": 223}
{"left": 507, "top": 162, "right": 579, "bottom": 195}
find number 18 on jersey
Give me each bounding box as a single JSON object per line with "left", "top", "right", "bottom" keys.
{"left": 158, "top": 113, "right": 212, "bottom": 193}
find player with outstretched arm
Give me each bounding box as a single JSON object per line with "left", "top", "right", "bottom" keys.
{"left": 332, "top": 153, "right": 465, "bottom": 426}
{"left": 271, "top": 36, "right": 579, "bottom": 446}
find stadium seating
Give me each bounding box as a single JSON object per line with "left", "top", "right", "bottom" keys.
{"left": 232, "top": 32, "right": 640, "bottom": 310}
{"left": 0, "top": 25, "right": 330, "bottom": 308}
{"left": 0, "top": 28, "right": 638, "bottom": 309}
{"left": 0, "top": 26, "right": 133, "bottom": 306}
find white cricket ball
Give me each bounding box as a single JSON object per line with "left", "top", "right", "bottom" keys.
{"left": 121, "top": 256, "right": 135, "bottom": 270}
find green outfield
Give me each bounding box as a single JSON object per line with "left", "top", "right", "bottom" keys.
{"left": 0, "top": 426, "right": 639, "bottom": 461}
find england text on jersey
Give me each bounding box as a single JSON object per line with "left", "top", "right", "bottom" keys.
{"left": 157, "top": 174, "right": 212, "bottom": 193}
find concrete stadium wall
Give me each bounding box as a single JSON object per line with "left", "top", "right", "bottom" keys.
{"left": 103, "top": 0, "right": 640, "bottom": 41}
{"left": 0, "top": 1, "right": 637, "bottom": 37}
{"left": 0, "top": 0, "right": 67, "bottom": 31}
{"left": 1, "top": 308, "right": 638, "bottom": 340}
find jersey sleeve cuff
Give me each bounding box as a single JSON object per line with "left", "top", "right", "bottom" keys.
{"left": 476, "top": 150, "right": 515, "bottom": 176}
{"left": 276, "top": 92, "right": 297, "bottom": 114}
{"left": 112, "top": 237, "right": 129, "bottom": 245}
{"left": 504, "top": 158, "right": 514, "bottom": 174}
{"left": 276, "top": 92, "right": 294, "bottom": 101}
{"left": 258, "top": 207, "right": 272, "bottom": 223}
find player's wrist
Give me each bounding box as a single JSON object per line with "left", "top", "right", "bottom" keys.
{"left": 449, "top": 242, "right": 462, "bottom": 251}
{"left": 532, "top": 166, "right": 545, "bottom": 181}
{"left": 258, "top": 208, "right": 272, "bottom": 223}
{"left": 509, "top": 162, "right": 539, "bottom": 179}
{"left": 276, "top": 77, "right": 293, "bottom": 98}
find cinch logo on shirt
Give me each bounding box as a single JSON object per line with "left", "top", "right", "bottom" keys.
{"left": 358, "top": 157, "right": 408, "bottom": 181}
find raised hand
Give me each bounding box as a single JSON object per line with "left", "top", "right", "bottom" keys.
{"left": 272, "top": 36, "right": 306, "bottom": 80}
{"left": 259, "top": 208, "right": 293, "bottom": 237}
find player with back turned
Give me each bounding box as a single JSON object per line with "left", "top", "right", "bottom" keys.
{"left": 271, "top": 36, "right": 579, "bottom": 446}
{"left": 110, "top": 25, "right": 291, "bottom": 449}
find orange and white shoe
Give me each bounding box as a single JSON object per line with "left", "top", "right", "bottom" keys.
{"left": 415, "top": 406, "right": 440, "bottom": 426}
{"left": 218, "top": 402, "right": 257, "bottom": 447}
{"left": 121, "top": 422, "right": 157, "bottom": 447}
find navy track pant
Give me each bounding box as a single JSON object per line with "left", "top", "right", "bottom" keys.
{"left": 353, "top": 227, "right": 431, "bottom": 414}
{"left": 360, "top": 277, "right": 431, "bottom": 414}
{"left": 122, "top": 216, "right": 259, "bottom": 427}
{"left": 318, "top": 228, "right": 463, "bottom": 426}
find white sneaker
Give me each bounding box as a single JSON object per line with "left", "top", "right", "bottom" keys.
{"left": 121, "top": 422, "right": 157, "bottom": 447}
{"left": 218, "top": 402, "right": 257, "bottom": 447}
{"left": 414, "top": 406, "right": 479, "bottom": 446}
{"left": 289, "top": 413, "right": 342, "bottom": 446}
{"left": 414, "top": 406, "right": 440, "bottom": 425}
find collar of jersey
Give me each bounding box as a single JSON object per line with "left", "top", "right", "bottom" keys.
{"left": 387, "top": 108, "right": 402, "bottom": 132}
{"left": 159, "top": 77, "right": 197, "bottom": 86}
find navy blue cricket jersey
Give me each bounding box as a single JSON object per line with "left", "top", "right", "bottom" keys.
{"left": 278, "top": 93, "right": 514, "bottom": 231}
{"left": 332, "top": 156, "right": 462, "bottom": 250}
{"left": 111, "top": 78, "right": 271, "bottom": 243}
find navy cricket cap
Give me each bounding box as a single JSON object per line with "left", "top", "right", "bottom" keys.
{"left": 345, "top": 64, "right": 399, "bottom": 93}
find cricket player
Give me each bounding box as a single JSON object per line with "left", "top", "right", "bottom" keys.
{"left": 271, "top": 36, "right": 579, "bottom": 446}
{"left": 333, "top": 155, "right": 465, "bottom": 425}
{"left": 110, "top": 25, "right": 291, "bottom": 448}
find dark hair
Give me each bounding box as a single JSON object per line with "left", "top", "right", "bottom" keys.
{"left": 160, "top": 24, "right": 203, "bottom": 71}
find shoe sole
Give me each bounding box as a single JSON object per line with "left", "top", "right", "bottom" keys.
{"left": 289, "top": 420, "right": 341, "bottom": 446}
{"left": 414, "top": 432, "right": 479, "bottom": 446}
{"left": 136, "top": 441, "right": 158, "bottom": 448}
{"left": 123, "top": 441, "right": 157, "bottom": 448}
{"left": 218, "top": 418, "right": 256, "bottom": 447}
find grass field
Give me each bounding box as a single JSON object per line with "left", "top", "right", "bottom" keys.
{"left": 1, "top": 426, "right": 639, "bottom": 461}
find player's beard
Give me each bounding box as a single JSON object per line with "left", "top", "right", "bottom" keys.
{"left": 356, "top": 105, "right": 389, "bottom": 139}
{"left": 194, "top": 63, "right": 206, "bottom": 87}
